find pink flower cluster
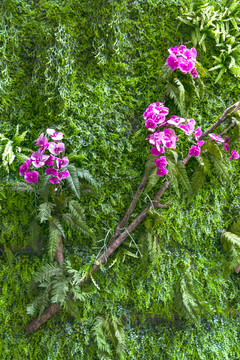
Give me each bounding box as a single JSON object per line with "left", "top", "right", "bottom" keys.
{"left": 145, "top": 103, "right": 198, "bottom": 176}
{"left": 143, "top": 102, "right": 169, "bottom": 131}
{"left": 19, "top": 129, "right": 70, "bottom": 184}
{"left": 209, "top": 133, "right": 239, "bottom": 161}
{"left": 188, "top": 127, "right": 205, "bottom": 157}
{"left": 166, "top": 45, "right": 198, "bottom": 78}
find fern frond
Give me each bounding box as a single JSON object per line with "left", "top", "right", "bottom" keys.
{"left": 65, "top": 164, "right": 81, "bottom": 199}
{"left": 167, "top": 159, "right": 191, "bottom": 194}
{"left": 230, "top": 218, "right": 240, "bottom": 236}
{"left": 76, "top": 168, "right": 98, "bottom": 190}
{"left": 48, "top": 224, "right": 61, "bottom": 261}
{"left": 12, "top": 182, "right": 36, "bottom": 194}
{"left": 92, "top": 316, "right": 126, "bottom": 358}
{"left": 37, "top": 202, "right": 55, "bottom": 223}
{"left": 175, "top": 271, "right": 213, "bottom": 323}
{"left": 28, "top": 219, "right": 41, "bottom": 252}
{"left": 222, "top": 231, "right": 240, "bottom": 274}
{"left": 38, "top": 173, "right": 51, "bottom": 202}
{"left": 51, "top": 278, "right": 69, "bottom": 304}
{"left": 62, "top": 212, "right": 94, "bottom": 238}
{"left": 187, "top": 165, "right": 206, "bottom": 199}
{"left": 50, "top": 217, "right": 65, "bottom": 238}
{"left": 144, "top": 168, "right": 160, "bottom": 193}
{"left": 206, "top": 141, "right": 229, "bottom": 179}
{"left": 31, "top": 263, "right": 63, "bottom": 285}
{"left": 167, "top": 159, "right": 179, "bottom": 196}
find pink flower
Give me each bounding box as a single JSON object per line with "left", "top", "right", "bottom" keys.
{"left": 224, "top": 144, "right": 229, "bottom": 152}
{"left": 189, "top": 145, "right": 201, "bottom": 157}
{"left": 47, "top": 128, "right": 63, "bottom": 141}
{"left": 178, "top": 57, "right": 195, "bottom": 73}
{"left": 145, "top": 119, "right": 157, "bottom": 130}
{"left": 147, "top": 130, "right": 164, "bottom": 150}
{"left": 24, "top": 171, "right": 39, "bottom": 183}
{"left": 168, "top": 46, "right": 179, "bottom": 55}
{"left": 166, "top": 54, "right": 179, "bottom": 70}
{"left": 194, "top": 127, "right": 202, "bottom": 141}
{"left": 19, "top": 159, "right": 31, "bottom": 176}
{"left": 58, "top": 171, "right": 70, "bottom": 180}
{"left": 155, "top": 156, "right": 167, "bottom": 168}
{"left": 49, "top": 177, "right": 60, "bottom": 184}
{"left": 229, "top": 149, "right": 239, "bottom": 161}
{"left": 31, "top": 152, "right": 49, "bottom": 168}
{"left": 196, "top": 140, "right": 204, "bottom": 147}
{"left": 151, "top": 147, "right": 164, "bottom": 156}
{"left": 223, "top": 137, "right": 229, "bottom": 152}
{"left": 45, "top": 154, "right": 55, "bottom": 166}
{"left": 209, "top": 133, "right": 224, "bottom": 143}
{"left": 48, "top": 142, "right": 65, "bottom": 155}
{"left": 36, "top": 133, "right": 49, "bottom": 149}
{"left": 191, "top": 68, "right": 198, "bottom": 78}
{"left": 46, "top": 168, "right": 58, "bottom": 176}
{"left": 179, "top": 45, "right": 187, "bottom": 53}
{"left": 179, "top": 118, "right": 195, "bottom": 135}
{"left": 167, "top": 115, "right": 185, "bottom": 127}
{"left": 190, "top": 48, "right": 197, "bottom": 60}
{"left": 55, "top": 157, "right": 69, "bottom": 169}
{"left": 162, "top": 128, "right": 178, "bottom": 149}
{"left": 156, "top": 167, "right": 168, "bottom": 177}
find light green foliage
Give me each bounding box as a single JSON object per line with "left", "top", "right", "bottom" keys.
{"left": 178, "top": 0, "right": 240, "bottom": 82}
{"left": 0, "top": 125, "right": 29, "bottom": 172}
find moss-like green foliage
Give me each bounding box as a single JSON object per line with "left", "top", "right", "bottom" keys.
{"left": 1, "top": 0, "right": 240, "bottom": 358}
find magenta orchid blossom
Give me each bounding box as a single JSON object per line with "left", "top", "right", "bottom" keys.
{"left": 49, "top": 176, "right": 60, "bottom": 184}
{"left": 194, "top": 127, "right": 202, "bottom": 141}
{"left": 209, "top": 133, "right": 224, "bottom": 144}
{"left": 19, "top": 128, "right": 70, "bottom": 185}
{"left": 229, "top": 149, "right": 239, "bottom": 161}
{"left": 24, "top": 171, "right": 39, "bottom": 183}
{"left": 55, "top": 157, "right": 69, "bottom": 169}
{"left": 19, "top": 159, "right": 31, "bottom": 176}
{"left": 167, "top": 45, "right": 198, "bottom": 78}
{"left": 145, "top": 46, "right": 239, "bottom": 177}
{"left": 156, "top": 167, "right": 168, "bottom": 177}
{"left": 47, "top": 128, "right": 63, "bottom": 141}
{"left": 189, "top": 145, "right": 201, "bottom": 157}
{"left": 46, "top": 168, "right": 58, "bottom": 176}
{"left": 48, "top": 142, "right": 65, "bottom": 156}
{"left": 31, "top": 152, "right": 49, "bottom": 168}
{"left": 223, "top": 137, "right": 229, "bottom": 152}
{"left": 36, "top": 133, "right": 49, "bottom": 149}
{"left": 58, "top": 171, "right": 70, "bottom": 180}
{"left": 179, "top": 118, "right": 196, "bottom": 135}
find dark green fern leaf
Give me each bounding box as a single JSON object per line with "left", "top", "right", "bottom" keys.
{"left": 222, "top": 231, "right": 240, "bottom": 275}
{"left": 175, "top": 271, "right": 213, "bottom": 324}
{"left": 65, "top": 164, "right": 81, "bottom": 199}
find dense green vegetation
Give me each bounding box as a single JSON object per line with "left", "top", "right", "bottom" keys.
{"left": 0, "top": 0, "right": 240, "bottom": 358}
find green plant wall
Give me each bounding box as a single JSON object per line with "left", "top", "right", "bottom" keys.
{"left": 0, "top": 0, "right": 240, "bottom": 358}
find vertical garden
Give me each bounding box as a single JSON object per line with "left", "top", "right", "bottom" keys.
{"left": 1, "top": 0, "right": 240, "bottom": 358}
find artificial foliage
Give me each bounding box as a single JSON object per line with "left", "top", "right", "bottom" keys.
{"left": 0, "top": 0, "right": 240, "bottom": 358}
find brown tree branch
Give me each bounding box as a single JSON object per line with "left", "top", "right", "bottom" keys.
{"left": 109, "top": 174, "right": 149, "bottom": 245}
{"left": 25, "top": 100, "right": 240, "bottom": 333}
{"left": 55, "top": 235, "right": 64, "bottom": 263}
